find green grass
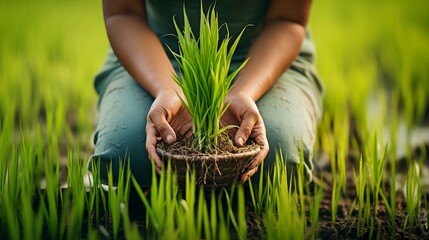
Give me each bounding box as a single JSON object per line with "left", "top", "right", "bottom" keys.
{"left": 1, "top": 0, "right": 428, "bottom": 239}
{"left": 0, "top": 0, "right": 106, "bottom": 147}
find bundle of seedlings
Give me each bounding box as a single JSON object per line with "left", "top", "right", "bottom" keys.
{"left": 156, "top": 6, "right": 260, "bottom": 187}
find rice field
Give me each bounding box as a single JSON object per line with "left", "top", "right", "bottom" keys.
{"left": 1, "top": 0, "right": 428, "bottom": 239}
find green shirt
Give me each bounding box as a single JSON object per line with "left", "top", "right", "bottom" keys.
{"left": 145, "top": 0, "right": 269, "bottom": 64}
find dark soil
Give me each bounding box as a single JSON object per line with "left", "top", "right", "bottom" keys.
{"left": 240, "top": 138, "right": 429, "bottom": 240}
{"left": 299, "top": 112, "right": 429, "bottom": 240}
{"left": 312, "top": 169, "right": 429, "bottom": 240}
{"left": 156, "top": 133, "right": 259, "bottom": 156}
{"left": 242, "top": 170, "right": 429, "bottom": 240}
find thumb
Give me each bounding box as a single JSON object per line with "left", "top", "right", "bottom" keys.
{"left": 235, "top": 117, "right": 255, "bottom": 147}
{"left": 151, "top": 114, "right": 176, "bottom": 145}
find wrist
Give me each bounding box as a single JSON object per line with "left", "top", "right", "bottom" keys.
{"left": 157, "top": 88, "right": 187, "bottom": 110}
{"left": 156, "top": 85, "right": 184, "bottom": 99}
{"left": 230, "top": 74, "right": 266, "bottom": 101}
{"left": 226, "top": 90, "right": 255, "bottom": 108}
{"left": 228, "top": 87, "right": 254, "bottom": 101}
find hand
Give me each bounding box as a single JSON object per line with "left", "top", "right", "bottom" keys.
{"left": 146, "top": 91, "right": 192, "bottom": 173}
{"left": 221, "top": 91, "right": 269, "bottom": 183}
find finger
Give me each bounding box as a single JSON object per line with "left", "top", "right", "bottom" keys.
{"left": 240, "top": 165, "right": 259, "bottom": 183}
{"left": 248, "top": 119, "right": 269, "bottom": 168}
{"left": 238, "top": 141, "right": 268, "bottom": 185}
{"left": 251, "top": 150, "right": 267, "bottom": 173}
{"left": 183, "top": 126, "right": 193, "bottom": 138}
{"left": 240, "top": 143, "right": 268, "bottom": 183}
{"left": 146, "top": 122, "right": 164, "bottom": 171}
{"left": 250, "top": 141, "right": 269, "bottom": 170}
{"left": 235, "top": 115, "right": 256, "bottom": 147}
{"left": 150, "top": 112, "right": 176, "bottom": 145}
{"left": 176, "top": 120, "right": 193, "bottom": 137}
{"left": 240, "top": 145, "right": 268, "bottom": 182}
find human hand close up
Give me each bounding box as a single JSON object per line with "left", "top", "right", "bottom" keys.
{"left": 221, "top": 91, "right": 269, "bottom": 183}
{"left": 146, "top": 91, "right": 192, "bottom": 173}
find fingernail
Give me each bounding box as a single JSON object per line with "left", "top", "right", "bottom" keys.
{"left": 237, "top": 137, "right": 244, "bottom": 146}
{"left": 166, "top": 135, "right": 174, "bottom": 144}
{"left": 243, "top": 175, "right": 249, "bottom": 183}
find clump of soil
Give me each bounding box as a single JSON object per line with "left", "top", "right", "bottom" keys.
{"left": 156, "top": 132, "right": 258, "bottom": 156}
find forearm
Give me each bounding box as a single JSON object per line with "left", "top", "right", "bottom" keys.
{"left": 231, "top": 21, "right": 306, "bottom": 101}
{"left": 103, "top": 3, "right": 181, "bottom": 98}
{"left": 230, "top": 0, "right": 311, "bottom": 101}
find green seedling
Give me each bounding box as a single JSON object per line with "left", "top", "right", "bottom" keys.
{"left": 224, "top": 187, "right": 247, "bottom": 240}
{"left": 363, "top": 132, "right": 388, "bottom": 237}
{"left": 387, "top": 92, "right": 400, "bottom": 234}
{"left": 297, "top": 144, "right": 307, "bottom": 232}
{"left": 106, "top": 160, "right": 131, "bottom": 240}
{"left": 331, "top": 173, "right": 341, "bottom": 223}
{"left": 248, "top": 160, "right": 266, "bottom": 216}
{"left": 132, "top": 162, "right": 179, "bottom": 238}
{"left": 85, "top": 161, "right": 102, "bottom": 228}
{"left": 309, "top": 179, "right": 324, "bottom": 240}
{"left": 196, "top": 186, "right": 210, "bottom": 239}
{"left": 169, "top": 5, "right": 248, "bottom": 151}
{"left": 404, "top": 162, "right": 422, "bottom": 230}
{"left": 263, "top": 154, "right": 305, "bottom": 239}
{"left": 353, "top": 155, "right": 367, "bottom": 237}
{"left": 2, "top": 147, "right": 21, "bottom": 240}
{"left": 120, "top": 202, "right": 142, "bottom": 239}
{"left": 42, "top": 149, "right": 61, "bottom": 239}
{"left": 177, "top": 170, "right": 199, "bottom": 239}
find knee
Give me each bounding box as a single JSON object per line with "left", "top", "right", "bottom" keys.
{"left": 89, "top": 129, "right": 151, "bottom": 186}
{"left": 261, "top": 130, "right": 314, "bottom": 184}
{"left": 284, "top": 155, "right": 313, "bottom": 185}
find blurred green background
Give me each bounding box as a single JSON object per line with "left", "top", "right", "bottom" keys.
{"left": 1, "top": 0, "right": 428, "bottom": 159}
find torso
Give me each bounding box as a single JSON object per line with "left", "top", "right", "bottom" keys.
{"left": 145, "top": 0, "right": 269, "bottom": 62}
